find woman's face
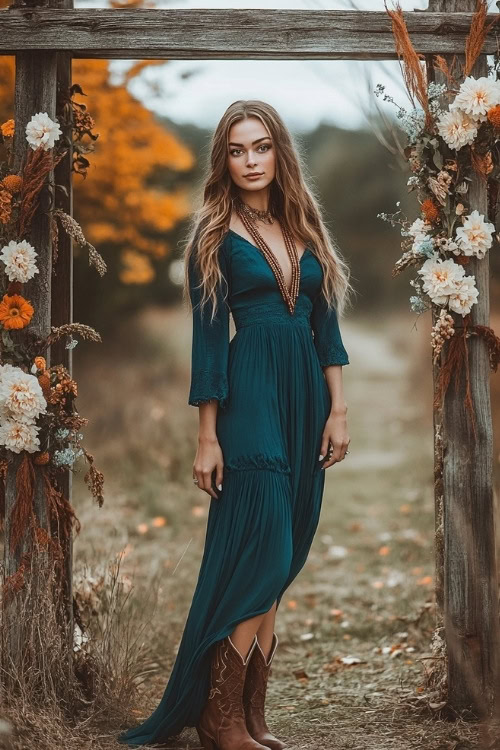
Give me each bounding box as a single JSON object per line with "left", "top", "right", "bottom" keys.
{"left": 227, "top": 117, "right": 276, "bottom": 192}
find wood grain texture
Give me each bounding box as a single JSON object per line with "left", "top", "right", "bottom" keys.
{"left": 0, "top": 8, "right": 498, "bottom": 59}
{"left": 2, "top": 47, "right": 58, "bottom": 671}
{"left": 427, "top": 0, "right": 499, "bottom": 719}
{"left": 52, "top": 32, "right": 74, "bottom": 659}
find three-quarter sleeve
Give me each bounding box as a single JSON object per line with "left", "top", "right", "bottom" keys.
{"left": 311, "top": 289, "right": 350, "bottom": 367}
{"left": 187, "top": 235, "right": 231, "bottom": 409}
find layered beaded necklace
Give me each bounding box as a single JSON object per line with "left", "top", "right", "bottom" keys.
{"left": 234, "top": 199, "right": 301, "bottom": 315}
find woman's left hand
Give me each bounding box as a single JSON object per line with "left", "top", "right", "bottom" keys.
{"left": 319, "top": 411, "right": 350, "bottom": 469}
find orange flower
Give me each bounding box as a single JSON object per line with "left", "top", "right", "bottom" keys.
{"left": 0, "top": 294, "right": 34, "bottom": 330}
{"left": 34, "top": 451, "right": 50, "bottom": 465}
{"left": 34, "top": 356, "right": 46, "bottom": 371}
{"left": 487, "top": 105, "right": 500, "bottom": 129}
{"left": 1, "top": 119, "right": 14, "bottom": 138}
{"left": 421, "top": 198, "right": 439, "bottom": 223}
{"left": 1, "top": 174, "right": 23, "bottom": 194}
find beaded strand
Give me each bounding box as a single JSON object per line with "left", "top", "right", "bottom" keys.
{"left": 235, "top": 209, "right": 301, "bottom": 315}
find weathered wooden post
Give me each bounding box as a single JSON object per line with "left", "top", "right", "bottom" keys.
{"left": 1, "top": 0, "right": 74, "bottom": 673}
{"left": 426, "top": 0, "right": 500, "bottom": 718}
{"left": 51, "top": 0, "right": 75, "bottom": 655}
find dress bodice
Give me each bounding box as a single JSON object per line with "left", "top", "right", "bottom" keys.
{"left": 187, "top": 229, "right": 349, "bottom": 410}
{"left": 226, "top": 229, "right": 318, "bottom": 332}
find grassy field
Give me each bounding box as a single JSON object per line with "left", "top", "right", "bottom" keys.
{"left": 2, "top": 303, "right": 499, "bottom": 749}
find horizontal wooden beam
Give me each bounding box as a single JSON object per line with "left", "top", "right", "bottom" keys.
{"left": 0, "top": 8, "right": 498, "bottom": 60}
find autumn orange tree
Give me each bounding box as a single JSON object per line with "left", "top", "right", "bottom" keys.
{"left": 0, "top": 0, "right": 194, "bottom": 327}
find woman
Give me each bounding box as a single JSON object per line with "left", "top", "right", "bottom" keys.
{"left": 118, "top": 100, "right": 353, "bottom": 750}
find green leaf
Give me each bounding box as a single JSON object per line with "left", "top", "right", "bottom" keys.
{"left": 433, "top": 151, "right": 443, "bottom": 170}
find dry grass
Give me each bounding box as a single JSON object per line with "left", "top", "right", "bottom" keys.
{"left": 1, "top": 303, "right": 499, "bottom": 749}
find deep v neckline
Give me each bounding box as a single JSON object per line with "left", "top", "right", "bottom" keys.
{"left": 227, "top": 228, "right": 310, "bottom": 296}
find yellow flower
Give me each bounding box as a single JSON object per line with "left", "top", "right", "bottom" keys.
{"left": 0, "top": 293, "right": 34, "bottom": 330}
{"left": 1, "top": 119, "right": 14, "bottom": 138}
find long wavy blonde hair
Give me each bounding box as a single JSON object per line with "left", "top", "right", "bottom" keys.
{"left": 183, "top": 99, "right": 354, "bottom": 323}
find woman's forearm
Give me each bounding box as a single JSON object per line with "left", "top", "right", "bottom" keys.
{"left": 198, "top": 400, "right": 219, "bottom": 442}
{"left": 323, "top": 365, "right": 348, "bottom": 416}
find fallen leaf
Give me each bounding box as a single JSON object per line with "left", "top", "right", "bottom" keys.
{"left": 300, "top": 632, "right": 314, "bottom": 641}
{"left": 349, "top": 522, "right": 363, "bottom": 532}
{"left": 417, "top": 575, "right": 433, "bottom": 585}
{"left": 152, "top": 516, "right": 167, "bottom": 527}
{"left": 293, "top": 669, "right": 309, "bottom": 682}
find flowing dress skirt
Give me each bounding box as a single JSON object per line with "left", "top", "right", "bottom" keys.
{"left": 118, "top": 299, "right": 332, "bottom": 746}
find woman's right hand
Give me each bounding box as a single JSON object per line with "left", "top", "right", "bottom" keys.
{"left": 193, "top": 435, "right": 224, "bottom": 499}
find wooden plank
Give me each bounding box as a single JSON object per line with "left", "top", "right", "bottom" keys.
{"left": 0, "top": 8, "right": 498, "bottom": 59}
{"left": 426, "top": 0, "right": 499, "bottom": 718}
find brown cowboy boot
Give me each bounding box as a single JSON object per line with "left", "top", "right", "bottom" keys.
{"left": 243, "top": 633, "right": 287, "bottom": 750}
{"left": 196, "top": 634, "right": 269, "bottom": 750}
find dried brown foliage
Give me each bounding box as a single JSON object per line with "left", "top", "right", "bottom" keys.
{"left": 383, "top": 1, "right": 431, "bottom": 129}
{"left": 18, "top": 146, "right": 67, "bottom": 239}
{"left": 464, "top": 0, "right": 499, "bottom": 78}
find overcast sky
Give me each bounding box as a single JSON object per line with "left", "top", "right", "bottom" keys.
{"left": 79, "top": 0, "right": 497, "bottom": 133}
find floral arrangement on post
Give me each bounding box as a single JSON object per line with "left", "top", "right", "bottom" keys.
{"left": 376, "top": 0, "right": 500, "bottom": 435}
{"left": 0, "top": 88, "right": 105, "bottom": 597}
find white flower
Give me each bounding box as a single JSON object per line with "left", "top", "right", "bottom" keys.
{"left": 0, "top": 240, "right": 39, "bottom": 282}
{"left": 0, "top": 364, "right": 18, "bottom": 421}
{"left": 436, "top": 108, "right": 478, "bottom": 150}
{"left": 450, "top": 76, "right": 500, "bottom": 123}
{"left": 447, "top": 274, "right": 479, "bottom": 315}
{"left": 455, "top": 209, "right": 495, "bottom": 259}
{"left": 418, "top": 254, "right": 465, "bottom": 305}
{"left": 0, "top": 418, "right": 40, "bottom": 453}
{"left": 0, "top": 368, "right": 46, "bottom": 424}
{"left": 408, "top": 218, "right": 432, "bottom": 241}
{"left": 25, "top": 112, "right": 62, "bottom": 151}
{"left": 441, "top": 238, "right": 460, "bottom": 255}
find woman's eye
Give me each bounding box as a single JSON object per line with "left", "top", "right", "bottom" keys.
{"left": 229, "top": 144, "right": 271, "bottom": 156}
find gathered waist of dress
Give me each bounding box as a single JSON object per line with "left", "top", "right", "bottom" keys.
{"left": 232, "top": 298, "right": 313, "bottom": 331}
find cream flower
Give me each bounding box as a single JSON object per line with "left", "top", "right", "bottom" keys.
{"left": 447, "top": 274, "right": 479, "bottom": 315}
{"left": 450, "top": 76, "right": 500, "bottom": 123}
{"left": 455, "top": 209, "right": 495, "bottom": 259}
{"left": 0, "top": 239, "right": 39, "bottom": 282}
{"left": 25, "top": 112, "right": 62, "bottom": 151}
{"left": 408, "top": 218, "right": 432, "bottom": 240}
{"left": 436, "top": 108, "right": 478, "bottom": 150}
{"left": 0, "top": 368, "right": 46, "bottom": 424}
{"left": 0, "top": 364, "right": 19, "bottom": 421}
{"left": 418, "top": 254, "right": 465, "bottom": 305}
{"left": 0, "top": 418, "right": 40, "bottom": 453}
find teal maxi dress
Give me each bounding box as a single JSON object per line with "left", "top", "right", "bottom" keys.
{"left": 118, "top": 227, "right": 349, "bottom": 747}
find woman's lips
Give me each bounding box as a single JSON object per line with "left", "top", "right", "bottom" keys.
{"left": 245, "top": 174, "right": 264, "bottom": 180}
